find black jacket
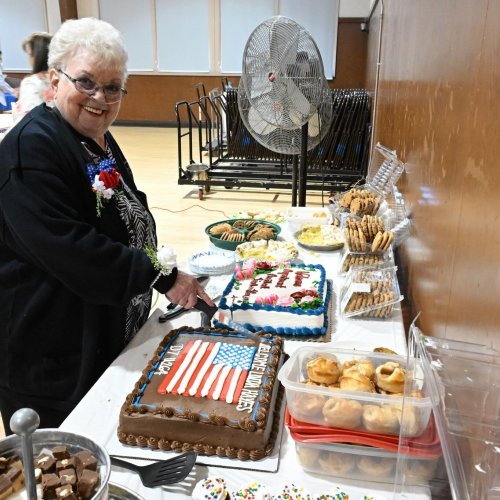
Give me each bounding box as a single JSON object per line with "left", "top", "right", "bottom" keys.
{"left": 0, "top": 105, "right": 176, "bottom": 412}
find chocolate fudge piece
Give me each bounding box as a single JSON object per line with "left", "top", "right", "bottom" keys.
{"left": 52, "top": 446, "right": 70, "bottom": 461}
{"left": 56, "top": 457, "right": 81, "bottom": 474}
{"left": 5, "top": 465, "right": 24, "bottom": 491}
{"left": 0, "top": 475, "right": 13, "bottom": 500}
{"left": 76, "top": 469, "right": 99, "bottom": 499}
{"left": 58, "top": 467, "right": 77, "bottom": 489}
{"left": 0, "top": 458, "right": 8, "bottom": 472}
{"left": 55, "top": 484, "right": 78, "bottom": 499}
{"left": 74, "top": 451, "right": 97, "bottom": 478}
{"left": 42, "top": 473, "right": 61, "bottom": 499}
{"left": 35, "top": 453, "right": 57, "bottom": 474}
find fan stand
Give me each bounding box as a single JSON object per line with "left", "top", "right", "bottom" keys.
{"left": 291, "top": 122, "right": 309, "bottom": 207}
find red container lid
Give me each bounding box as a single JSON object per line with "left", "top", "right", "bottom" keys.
{"left": 285, "top": 408, "right": 442, "bottom": 459}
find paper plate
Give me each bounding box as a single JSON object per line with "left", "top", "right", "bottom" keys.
{"left": 189, "top": 250, "right": 235, "bottom": 275}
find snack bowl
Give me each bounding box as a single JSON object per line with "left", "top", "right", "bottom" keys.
{"left": 205, "top": 219, "right": 281, "bottom": 251}
{"left": 278, "top": 346, "right": 431, "bottom": 438}
{"left": 294, "top": 225, "right": 344, "bottom": 251}
{"left": 235, "top": 238, "right": 299, "bottom": 262}
{"left": 0, "top": 429, "right": 111, "bottom": 499}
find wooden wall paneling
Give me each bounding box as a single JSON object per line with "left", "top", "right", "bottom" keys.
{"left": 368, "top": 0, "right": 500, "bottom": 346}
{"left": 59, "top": 0, "right": 78, "bottom": 21}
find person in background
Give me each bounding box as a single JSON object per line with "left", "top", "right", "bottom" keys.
{"left": 12, "top": 32, "right": 54, "bottom": 122}
{"left": 0, "top": 18, "right": 213, "bottom": 433}
{"left": 0, "top": 50, "right": 18, "bottom": 111}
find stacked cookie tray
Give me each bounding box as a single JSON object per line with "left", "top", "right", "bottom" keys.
{"left": 277, "top": 345, "right": 443, "bottom": 488}
{"left": 339, "top": 265, "right": 403, "bottom": 319}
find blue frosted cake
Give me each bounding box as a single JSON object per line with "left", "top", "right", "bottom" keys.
{"left": 214, "top": 261, "right": 330, "bottom": 336}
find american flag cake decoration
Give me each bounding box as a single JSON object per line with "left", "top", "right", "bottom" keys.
{"left": 157, "top": 339, "right": 257, "bottom": 404}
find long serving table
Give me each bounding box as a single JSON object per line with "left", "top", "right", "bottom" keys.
{"left": 60, "top": 239, "right": 420, "bottom": 499}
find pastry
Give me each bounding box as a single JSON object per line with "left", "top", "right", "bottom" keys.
{"left": 390, "top": 404, "right": 423, "bottom": 437}
{"left": 294, "top": 392, "right": 327, "bottom": 418}
{"left": 357, "top": 456, "right": 394, "bottom": 477}
{"left": 362, "top": 404, "right": 400, "bottom": 434}
{"left": 404, "top": 458, "right": 437, "bottom": 481}
{"left": 373, "top": 347, "right": 398, "bottom": 355}
{"left": 296, "top": 445, "right": 321, "bottom": 468}
{"left": 340, "top": 369, "right": 376, "bottom": 393}
{"left": 307, "top": 356, "right": 341, "bottom": 385}
{"left": 375, "top": 361, "right": 406, "bottom": 393}
{"left": 322, "top": 398, "right": 363, "bottom": 429}
{"left": 342, "top": 358, "right": 375, "bottom": 380}
{"left": 318, "top": 452, "right": 356, "bottom": 476}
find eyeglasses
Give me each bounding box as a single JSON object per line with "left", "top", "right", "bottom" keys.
{"left": 59, "top": 70, "right": 127, "bottom": 104}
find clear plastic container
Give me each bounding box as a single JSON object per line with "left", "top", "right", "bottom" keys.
{"left": 277, "top": 346, "right": 432, "bottom": 438}
{"left": 330, "top": 185, "right": 383, "bottom": 218}
{"left": 394, "top": 323, "right": 500, "bottom": 499}
{"left": 366, "top": 143, "right": 406, "bottom": 198}
{"left": 294, "top": 440, "right": 440, "bottom": 486}
{"left": 339, "top": 249, "right": 394, "bottom": 275}
{"left": 341, "top": 214, "right": 395, "bottom": 254}
{"left": 286, "top": 206, "right": 333, "bottom": 233}
{"left": 339, "top": 265, "right": 404, "bottom": 319}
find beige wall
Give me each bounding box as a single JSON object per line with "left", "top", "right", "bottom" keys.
{"left": 367, "top": 0, "right": 500, "bottom": 347}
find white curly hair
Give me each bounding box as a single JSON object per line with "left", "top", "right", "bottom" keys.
{"left": 48, "top": 17, "right": 128, "bottom": 80}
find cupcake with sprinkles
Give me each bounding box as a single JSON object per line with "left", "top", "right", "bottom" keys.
{"left": 319, "top": 487, "right": 350, "bottom": 499}
{"left": 273, "top": 484, "right": 313, "bottom": 500}
{"left": 231, "top": 481, "right": 271, "bottom": 499}
{"left": 192, "top": 477, "right": 229, "bottom": 500}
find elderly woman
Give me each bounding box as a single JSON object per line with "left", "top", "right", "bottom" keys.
{"left": 0, "top": 18, "right": 213, "bottom": 432}
{"left": 13, "top": 32, "right": 54, "bottom": 122}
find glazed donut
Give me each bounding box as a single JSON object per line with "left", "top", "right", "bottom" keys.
{"left": 375, "top": 361, "right": 406, "bottom": 393}
{"left": 322, "top": 398, "right": 363, "bottom": 429}
{"left": 339, "top": 369, "right": 376, "bottom": 393}
{"left": 293, "top": 392, "right": 326, "bottom": 418}
{"left": 362, "top": 404, "right": 400, "bottom": 434}
{"left": 357, "top": 456, "right": 394, "bottom": 477}
{"left": 342, "top": 358, "right": 375, "bottom": 380}
{"left": 296, "top": 445, "right": 321, "bottom": 469}
{"left": 307, "top": 356, "right": 341, "bottom": 385}
{"left": 318, "top": 452, "right": 356, "bottom": 476}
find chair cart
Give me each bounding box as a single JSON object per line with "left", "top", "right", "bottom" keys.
{"left": 176, "top": 85, "right": 372, "bottom": 202}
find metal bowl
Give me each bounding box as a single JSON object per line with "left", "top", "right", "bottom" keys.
{"left": 0, "top": 429, "right": 111, "bottom": 499}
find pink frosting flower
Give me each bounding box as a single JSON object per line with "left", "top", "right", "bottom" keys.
{"left": 300, "top": 295, "right": 316, "bottom": 304}
{"left": 256, "top": 294, "right": 279, "bottom": 306}
{"left": 276, "top": 295, "right": 295, "bottom": 307}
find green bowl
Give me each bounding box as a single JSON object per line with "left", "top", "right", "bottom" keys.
{"left": 205, "top": 219, "right": 281, "bottom": 251}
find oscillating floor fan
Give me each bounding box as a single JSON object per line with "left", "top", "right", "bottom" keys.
{"left": 237, "top": 16, "right": 333, "bottom": 205}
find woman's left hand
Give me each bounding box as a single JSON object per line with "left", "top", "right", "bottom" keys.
{"left": 165, "top": 270, "right": 214, "bottom": 309}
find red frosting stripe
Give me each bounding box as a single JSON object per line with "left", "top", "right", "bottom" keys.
{"left": 157, "top": 340, "right": 195, "bottom": 394}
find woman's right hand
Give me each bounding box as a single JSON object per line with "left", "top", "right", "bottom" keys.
{"left": 165, "top": 270, "right": 214, "bottom": 310}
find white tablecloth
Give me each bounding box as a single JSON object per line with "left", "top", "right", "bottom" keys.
{"left": 60, "top": 241, "right": 428, "bottom": 499}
